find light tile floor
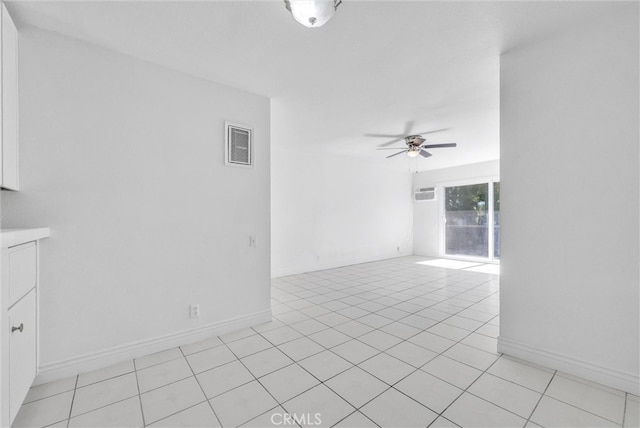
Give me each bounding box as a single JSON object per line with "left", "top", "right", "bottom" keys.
{"left": 13, "top": 256, "right": 640, "bottom": 428}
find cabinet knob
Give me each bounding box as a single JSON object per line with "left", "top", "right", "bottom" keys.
{"left": 11, "top": 323, "right": 23, "bottom": 333}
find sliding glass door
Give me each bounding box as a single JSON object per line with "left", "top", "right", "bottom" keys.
{"left": 444, "top": 181, "right": 500, "bottom": 260}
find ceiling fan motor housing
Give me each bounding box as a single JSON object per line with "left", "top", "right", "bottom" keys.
{"left": 405, "top": 135, "right": 426, "bottom": 146}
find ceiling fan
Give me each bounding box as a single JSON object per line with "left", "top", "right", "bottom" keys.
{"left": 377, "top": 135, "right": 457, "bottom": 159}
{"left": 366, "top": 121, "right": 455, "bottom": 158}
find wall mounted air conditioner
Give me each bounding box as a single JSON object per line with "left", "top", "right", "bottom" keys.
{"left": 415, "top": 187, "right": 435, "bottom": 201}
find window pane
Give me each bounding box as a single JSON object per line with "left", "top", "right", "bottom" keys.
{"left": 445, "top": 183, "right": 489, "bottom": 257}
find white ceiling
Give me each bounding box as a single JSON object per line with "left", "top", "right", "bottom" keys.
{"left": 7, "top": 1, "right": 616, "bottom": 171}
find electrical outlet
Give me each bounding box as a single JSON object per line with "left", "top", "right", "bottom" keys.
{"left": 190, "top": 304, "right": 200, "bottom": 318}
{"left": 249, "top": 235, "right": 256, "bottom": 247}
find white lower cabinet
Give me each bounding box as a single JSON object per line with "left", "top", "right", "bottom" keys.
{"left": 8, "top": 289, "right": 36, "bottom": 423}
{"left": 0, "top": 235, "right": 46, "bottom": 428}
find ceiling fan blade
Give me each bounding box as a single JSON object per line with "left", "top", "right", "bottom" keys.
{"left": 414, "top": 128, "right": 451, "bottom": 136}
{"left": 403, "top": 120, "right": 415, "bottom": 136}
{"left": 419, "top": 150, "right": 433, "bottom": 158}
{"left": 378, "top": 138, "right": 404, "bottom": 147}
{"left": 364, "top": 133, "right": 404, "bottom": 138}
{"left": 377, "top": 147, "right": 407, "bottom": 150}
{"left": 386, "top": 150, "right": 406, "bottom": 159}
{"left": 420, "top": 143, "right": 457, "bottom": 149}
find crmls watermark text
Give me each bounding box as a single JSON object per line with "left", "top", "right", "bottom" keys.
{"left": 271, "top": 412, "right": 322, "bottom": 426}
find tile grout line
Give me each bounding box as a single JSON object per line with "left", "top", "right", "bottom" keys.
{"left": 65, "top": 375, "right": 79, "bottom": 427}
{"left": 20, "top": 386, "right": 77, "bottom": 406}
{"left": 381, "top": 350, "right": 501, "bottom": 425}
{"left": 63, "top": 394, "right": 142, "bottom": 422}
{"left": 132, "top": 358, "right": 147, "bottom": 428}
{"left": 219, "top": 337, "right": 294, "bottom": 427}
{"left": 329, "top": 409, "right": 378, "bottom": 428}
{"left": 250, "top": 324, "right": 391, "bottom": 427}
{"left": 524, "top": 370, "right": 557, "bottom": 427}
{"left": 516, "top": 369, "right": 628, "bottom": 427}
{"left": 252, "top": 326, "right": 375, "bottom": 425}
{"left": 430, "top": 351, "right": 515, "bottom": 425}
{"left": 178, "top": 335, "right": 319, "bottom": 407}
{"left": 135, "top": 353, "right": 185, "bottom": 372}
{"left": 536, "top": 379, "right": 629, "bottom": 425}
{"left": 177, "top": 346, "right": 224, "bottom": 428}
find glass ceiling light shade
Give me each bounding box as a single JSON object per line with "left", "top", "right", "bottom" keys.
{"left": 284, "top": 0, "right": 342, "bottom": 28}
{"left": 407, "top": 146, "right": 421, "bottom": 158}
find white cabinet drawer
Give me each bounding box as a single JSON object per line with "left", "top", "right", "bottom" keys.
{"left": 8, "top": 288, "right": 37, "bottom": 423}
{"left": 8, "top": 242, "right": 36, "bottom": 307}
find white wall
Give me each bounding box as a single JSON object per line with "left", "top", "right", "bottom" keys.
{"left": 271, "top": 134, "right": 413, "bottom": 277}
{"left": 499, "top": 5, "right": 639, "bottom": 393}
{"left": 1, "top": 28, "right": 271, "bottom": 379}
{"left": 413, "top": 160, "right": 499, "bottom": 257}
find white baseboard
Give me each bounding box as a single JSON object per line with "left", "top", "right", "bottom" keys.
{"left": 35, "top": 309, "right": 272, "bottom": 385}
{"left": 498, "top": 336, "right": 639, "bottom": 395}
{"left": 271, "top": 253, "right": 411, "bottom": 278}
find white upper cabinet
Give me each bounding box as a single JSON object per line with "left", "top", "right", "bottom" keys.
{"left": 1, "top": 3, "right": 18, "bottom": 190}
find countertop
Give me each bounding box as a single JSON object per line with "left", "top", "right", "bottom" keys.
{"left": 0, "top": 228, "right": 50, "bottom": 248}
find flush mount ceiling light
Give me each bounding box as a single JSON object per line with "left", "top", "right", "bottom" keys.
{"left": 284, "top": 0, "right": 342, "bottom": 28}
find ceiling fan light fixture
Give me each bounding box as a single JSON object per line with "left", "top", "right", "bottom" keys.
{"left": 284, "top": 0, "right": 342, "bottom": 28}
{"left": 407, "top": 147, "right": 421, "bottom": 158}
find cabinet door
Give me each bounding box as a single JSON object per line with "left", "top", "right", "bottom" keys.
{"left": 1, "top": 3, "right": 18, "bottom": 190}
{"left": 8, "top": 242, "right": 36, "bottom": 307}
{"left": 8, "top": 289, "right": 36, "bottom": 423}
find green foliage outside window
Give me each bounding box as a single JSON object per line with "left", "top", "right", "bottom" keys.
{"left": 445, "top": 183, "right": 488, "bottom": 212}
